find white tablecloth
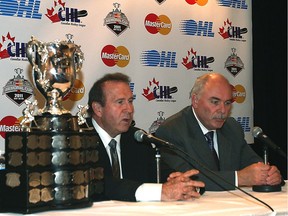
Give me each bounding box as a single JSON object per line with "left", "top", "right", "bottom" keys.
{"left": 2, "top": 183, "right": 288, "bottom": 216}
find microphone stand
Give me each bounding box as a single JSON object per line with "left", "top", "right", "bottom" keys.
{"left": 252, "top": 145, "right": 282, "bottom": 192}
{"left": 155, "top": 147, "right": 161, "bottom": 183}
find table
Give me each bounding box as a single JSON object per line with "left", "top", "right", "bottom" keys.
{"left": 1, "top": 183, "right": 287, "bottom": 216}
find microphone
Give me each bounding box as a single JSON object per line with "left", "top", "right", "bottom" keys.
{"left": 134, "top": 130, "right": 174, "bottom": 148}
{"left": 252, "top": 127, "right": 284, "bottom": 192}
{"left": 252, "top": 126, "right": 287, "bottom": 158}
{"left": 134, "top": 129, "right": 275, "bottom": 212}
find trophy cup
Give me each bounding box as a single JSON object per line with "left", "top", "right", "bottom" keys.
{"left": 0, "top": 37, "right": 103, "bottom": 213}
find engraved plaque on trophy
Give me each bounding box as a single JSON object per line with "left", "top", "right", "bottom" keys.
{"left": 0, "top": 37, "right": 103, "bottom": 214}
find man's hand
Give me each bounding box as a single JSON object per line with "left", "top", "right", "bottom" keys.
{"left": 161, "top": 169, "right": 205, "bottom": 201}
{"left": 237, "top": 162, "right": 282, "bottom": 186}
{"left": 266, "top": 165, "right": 282, "bottom": 185}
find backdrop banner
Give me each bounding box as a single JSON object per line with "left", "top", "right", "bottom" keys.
{"left": 0, "top": 0, "right": 253, "bottom": 155}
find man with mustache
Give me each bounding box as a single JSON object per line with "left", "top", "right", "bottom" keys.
{"left": 87, "top": 72, "right": 205, "bottom": 201}
{"left": 155, "top": 72, "right": 282, "bottom": 191}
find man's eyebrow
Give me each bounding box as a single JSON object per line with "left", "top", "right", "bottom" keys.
{"left": 210, "top": 96, "right": 220, "bottom": 100}
{"left": 209, "top": 97, "right": 233, "bottom": 102}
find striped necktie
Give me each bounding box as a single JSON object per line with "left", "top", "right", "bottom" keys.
{"left": 109, "top": 139, "right": 120, "bottom": 178}
{"left": 205, "top": 131, "right": 220, "bottom": 170}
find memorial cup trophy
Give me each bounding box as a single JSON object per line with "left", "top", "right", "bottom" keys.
{"left": 0, "top": 37, "right": 103, "bottom": 213}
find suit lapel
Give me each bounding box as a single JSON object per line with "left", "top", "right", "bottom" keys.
{"left": 186, "top": 110, "right": 221, "bottom": 170}
{"left": 119, "top": 131, "right": 131, "bottom": 177}
{"left": 86, "top": 118, "right": 113, "bottom": 176}
{"left": 216, "top": 130, "right": 232, "bottom": 170}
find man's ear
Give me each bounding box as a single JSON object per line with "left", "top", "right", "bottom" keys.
{"left": 192, "top": 94, "right": 198, "bottom": 108}
{"left": 92, "top": 102, "right": 103, "bottom": 117}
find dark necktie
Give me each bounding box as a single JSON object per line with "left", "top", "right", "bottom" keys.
{"left": 109, "top": 139, "right": 120, "bottom": 178}
{"left": 205, "top": 131, "right": 220, "bottom": 170}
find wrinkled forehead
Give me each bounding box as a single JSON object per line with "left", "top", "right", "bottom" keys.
{"left": 201, "top": 78, "right": 233, "bottom": 99}
{"left": 104, "top": 81, "right": 132, "bottom": 97}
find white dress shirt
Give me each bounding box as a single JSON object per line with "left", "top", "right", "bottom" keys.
{"left": 192, "top": 107, "right": 238, "bottom": 186}
{"left": 91, "top": 118, "right": 162, "bottom": 201}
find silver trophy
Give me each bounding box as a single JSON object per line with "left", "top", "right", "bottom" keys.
{"left": 25, "top": 36, "right": 85, "bottom": 131}
{"left": 0, "top": 37, "right": 103, "bottom": 213}
{"left": 26, "top": 36, "right": 84, "bottom": 115}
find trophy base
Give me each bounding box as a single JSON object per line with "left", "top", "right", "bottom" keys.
{"left": 0, "top": 131, "right": 104, "bottom": 214}
{"left": 31, "top": 114, "right": 80, "bottom": 132}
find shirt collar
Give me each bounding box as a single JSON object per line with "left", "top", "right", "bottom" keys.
{"left": 92, "top": 118, "right": 121, "bottom": 148}
{"left": 192, "top": 107, "right": 215, "bottom": 135}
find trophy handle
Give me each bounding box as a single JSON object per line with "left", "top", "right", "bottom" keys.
{"left": 74, "top": 45, "right": 84, "bottom": 73}
{"left": 26, "top": 36, "right": 43, "bottom": 69}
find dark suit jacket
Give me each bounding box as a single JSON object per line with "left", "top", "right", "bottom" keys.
{"left": 86, "top": 118, "right": 169, "bottom": 201}
{"left": 155, "top": 106, "right": 263, "bottom": 191}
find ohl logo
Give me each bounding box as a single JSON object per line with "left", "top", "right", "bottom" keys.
{"left": 236, "top": 116, "right": 250, "bottom": 132}
{"left": 180, "top": 20, "right": 214, "bottom": 37}
{"left": 186, "top": 0, "right": 208, "bottom": 6}
{"left": 101, "top": 45, "right": 130, "bottom": 67}
{"left": 45, "top": 0, "right": 88, "bottom": 23}
{"left": 142, "top": 78, "right": 178, "bottom": 102}
{"left": 140, "top": 50, "right": 178, "bottom": 68}
{"left": 0, "top": 0, "right": 42, "bottom": 19}
{"left": 0, "top": 33, "right": 27, "bottom": 60}
{"left": 182, "top": 48, "right": 214, "bottom": 70}
{"left": 218, "top": 18, "right": 247, "bottom": 40}
{"left": 144, "top": 13, "right": 172, "bottom": 35}
{"left": 232, "top": 84, "right": 246, "bottom": 103}
{"left": 218, "top": 0, "right": 248, "bottom": 9}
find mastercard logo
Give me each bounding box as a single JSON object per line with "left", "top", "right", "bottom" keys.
{"left": 144, "top": 13, "right": 172, "bottom": 35}
{"left": 0, "top": 116, "right": 22, "bottom": 139}
{"left": 68, "top": 79, "right": 85, "bottom": 101}
{"left": 232, "top": 84, "right": 246, "bottom": 103}
{"left": 101, "top": 45, "right": 130, "bottom": 67}
{"left": 186, "top": 0, "right": 208, "bottom": 6}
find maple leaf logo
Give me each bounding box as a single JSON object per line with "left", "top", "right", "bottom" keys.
{"left": 45, "top": 0, "right": 66, "bottom": 23}
{"left": 142, "top": 78, "right": 159, "bottom": 101}
{"left": 182, "top": 48, "right": 197, "bottom": 70}
{"left": 218, "top": 18, "right": 232, "bottom": 39}
{"left": 0, "top": 32, "right": 15, "bottom": 59}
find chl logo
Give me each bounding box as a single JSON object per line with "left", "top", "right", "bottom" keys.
{"left": 142, "top": 78, "right": 177, "bottom": 102}
{"left": 218, "top": 18, "right": 247, "bottom": 40}
{"left": 182, "top": 48, "right": 214, "bottom": 70}
{"left": 0, "top": 32, "right": 16, "bottom": 60}
{"left": 104, "top": 3, "right": 130, "bottom": 36}
{"left": 45, "top": 0, "right": 88, "bottom": 23}
{"left": 101, "top": 45, "right": 130, "bottom": 67}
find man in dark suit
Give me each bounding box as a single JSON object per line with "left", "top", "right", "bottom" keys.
{"left": 155, "top": 72, "right": 282, "bottom": 191}
{"left": 87, "top": 72, "right": 205, "bottom": 201}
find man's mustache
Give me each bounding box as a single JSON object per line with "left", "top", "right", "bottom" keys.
{"left": 212, "top": 114, "right": 227, "bottom": 120}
